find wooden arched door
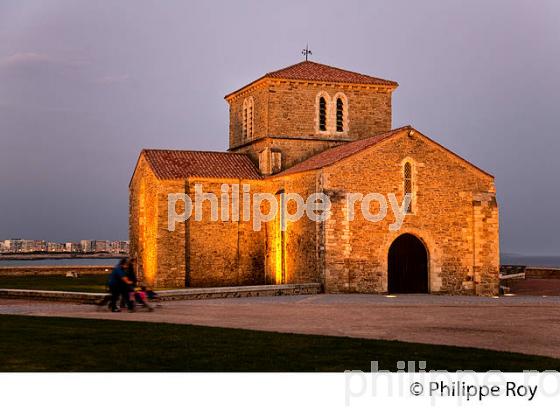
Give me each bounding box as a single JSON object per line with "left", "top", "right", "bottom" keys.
{"left": 388, "top": 233, "right": 428, "bottom": 293}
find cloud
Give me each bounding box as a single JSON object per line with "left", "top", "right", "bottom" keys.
{"left": 0, "top": 52, "right": 89, "bottom": 70}
{"left": 94, "top": 74, "right": 130, "bottom": 85}
{"left": 0, "top": 52, "right": 54, "bottom": 68}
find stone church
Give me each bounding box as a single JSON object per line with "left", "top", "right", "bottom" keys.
{"left": 130, "top": 60, "right": 499, "bottom": 295}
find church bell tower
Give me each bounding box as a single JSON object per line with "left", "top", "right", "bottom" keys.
{"left": 224, "top": 60, "right": 398, "bottom": 174}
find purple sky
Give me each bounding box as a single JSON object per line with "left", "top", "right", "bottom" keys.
{"left": 0, "top": 0, "right": 559, "bottom": 255}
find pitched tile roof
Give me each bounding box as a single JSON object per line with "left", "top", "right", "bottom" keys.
{"left": 143, "top": 149, "right": 262, "bottom": 180}
{"left": 266, "top": 61, "right": 398, "bottom": 86}
{"left": 225, "top": 61, "right": 398, "bottom": 99}
{"left": 275, "top": 126, "right": 412, "bottom": 177}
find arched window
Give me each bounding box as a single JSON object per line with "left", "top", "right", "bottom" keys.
{"left": 336, "top": 98, "right": 344, "bottom": 132}
{"left": 242, "top": 97, "right": 254, "bottom": 140}
{"left": 404, "top": 161, "right": 413, "bottom": 213}
{"left": 333, "top": 92, "right": 348, "bottom": 133}
{"left": 319, "top": 96, "right": 327, "bottom": 131}
{"left": 247, "top": 101, "right": 253, "bottom": 138}
{"left": 242, "top": 101, "right": 247, "bottom": 139}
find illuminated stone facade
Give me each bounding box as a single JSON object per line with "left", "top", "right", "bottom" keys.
{"left": 130, "top": 61, "right": 499, "bottom": 295}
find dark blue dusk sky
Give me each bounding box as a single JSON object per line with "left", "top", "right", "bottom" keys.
{"left": 0, "top": 0, "right": 559, "bottom": 255}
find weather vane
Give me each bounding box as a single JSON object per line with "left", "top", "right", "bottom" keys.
{"left": 302, "top": 44, "right": 312, "bottom": 61}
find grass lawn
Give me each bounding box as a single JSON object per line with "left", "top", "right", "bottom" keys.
{"left": 0, "top": 315, "right": 559, "bottom": 372}
{"left": 0, "top": 274, "right": 108, "bottom": 293}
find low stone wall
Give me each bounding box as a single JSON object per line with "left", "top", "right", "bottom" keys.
{"left": 0, "top": 283, "right": 322, "bottom": 304}
{"left": 0, "top": 253, "right": 123, "bottom": 260}
{"left": 157, "top": 283, "right": 321, "bottom": 301}
{"left": 0, "top": 289, "right": 104, "bottom": 303}
{"left": 499, "top": 265, "right": 560, "bottom": 295}
{"left": 500, "top": 265, "right": 526, "bottom": 277}
{"left": 525, "top": 267, "right": 560, "bottom": 280}
{"left": 0, "top": 265, "right": 113, "bottom": 276}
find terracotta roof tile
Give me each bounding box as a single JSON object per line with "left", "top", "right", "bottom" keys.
{"left": 266, "top": 61, "right": 398, "bottom": 86}
{"left": 225, "top": 61, "right": 398, "bottom": 99}
{"left": 143, "top": 149, "right": 262, "bottom": 180}
{"left": 275, "top": 126, "right": 412, "bottom": 177}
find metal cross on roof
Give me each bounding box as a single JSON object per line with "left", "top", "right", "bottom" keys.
{"left": 302, "top": 44, "right": 312, "bottom": 61}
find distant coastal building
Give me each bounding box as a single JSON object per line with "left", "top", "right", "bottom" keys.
{"left": 80, "top": 240, "right": 96, "bottom": 253}
{"left": 95, "top": 240, "right": 110, "bottom": 253}
{"left": 0, "top": 238, "right": 129, "bottom": 254}
{"left": 47, "top": 242, "right": 64, "bottom": 253}
{"left": 2, "top": 239, "right": 22, "bottom": 253}
{"left": 111, "top": 240, "right": 129, "bottom": 254}
{"left": 64, "top": 242, "right": 80, "bottom": 253}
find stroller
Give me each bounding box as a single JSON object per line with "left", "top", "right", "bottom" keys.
{"left": 132, "top": 286, "right": 161, "bottom": 311}
{"left": 96, "top": 286, "right": 160, "bottom": 311}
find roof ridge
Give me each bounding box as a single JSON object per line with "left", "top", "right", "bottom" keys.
{"left": 273, "top": 125, "right": 494, "bottom": 179}
{"left": 143, "top": 148, "right": 249, "bottom": 156}
{"left": 268, "top": 60, "right": 396, "bottom": 84}
{"left": 264, "top": 60, "right": 308, "bottom": 76}
{"left": 274, "top": 125, "right": 411, "bottom": 177}
{"left": 330, "top": 124, "right": 411, "bottom": 148}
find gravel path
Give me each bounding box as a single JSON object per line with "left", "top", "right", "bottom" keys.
{"left": 1, "top": 294, "right": 560, "bottom": 359}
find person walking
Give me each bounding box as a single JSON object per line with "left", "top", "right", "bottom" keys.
{"left": 123, "top": 257, "right": 138, "bottom": 311}
{"left": 108, "top": 258, "right": 133, "bottom": 312}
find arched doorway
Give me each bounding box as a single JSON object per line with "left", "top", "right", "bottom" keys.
{"left": 388, "top": 233, "right": 428, "bottom": 293}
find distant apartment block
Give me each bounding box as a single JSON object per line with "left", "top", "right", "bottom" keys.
{"left": 47, "top": 242, "right": 64, "bottom": 253}
{"left": 80, "top": 240, "right": 97, "bottom": 253}
{"left": 0, "top": 238, "right": 129, "bottom": 254}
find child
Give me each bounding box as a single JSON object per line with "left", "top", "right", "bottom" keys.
{"left": 132, "top": 286, "right": 157, "bottom": 311}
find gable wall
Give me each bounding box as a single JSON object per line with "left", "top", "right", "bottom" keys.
{"left": 321, "top": 132, "right": 499, "bottom": 295}
{"left": 130, "top": 156, "right": 187, "bottom": 288}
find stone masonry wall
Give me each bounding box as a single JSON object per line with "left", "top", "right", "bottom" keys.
{"left": 263, "top": 173, "right": 322, "bottom": 285}
{"left": 524, "top": 267, "right": 560, "bottom": 280}
{"left": 129, "top": 156, "right": 162, "bottom": 286}
{"left": 154, "top": 179, "right": 187, "bottom": 288}
{"left": 233, "top": 137, "right": 346, "bottom": 171}
{"left": 131, "top": 166, "right": 268, "bottom": 288}
{"left": 130, "top": 156, "right": 187, "bottom": 288}
{"left": 185, "top": 179, "right": 266, "bottom": 287}
{"left": 472, "top": 192, "right": 500, "bottom": 295}
{"left": 229, "top": 85, "right": 269, "bottom": 148}
{"left": 266, "top": 81, "right": 392, "bottom": 140}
